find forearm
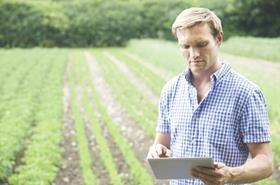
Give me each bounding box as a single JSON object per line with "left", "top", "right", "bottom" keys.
{"left": 229, "top": 154, "right": 273, "bottom": 183}
{"left": 154, "top": 133, "right": 170, "bottom": 148}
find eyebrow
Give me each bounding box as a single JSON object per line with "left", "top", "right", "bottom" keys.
{"left": 179, "top": 39, "right": 208, "bottom": 46}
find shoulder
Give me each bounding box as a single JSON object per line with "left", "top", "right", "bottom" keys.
{"left": 225, "top": 68, "right": 262, "bottom": 97}
{"left": 160, "top": 73, "right": 183, "bottom": 98}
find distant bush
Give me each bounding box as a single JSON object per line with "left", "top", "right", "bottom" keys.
{"left": 0, "top": 0, "right": 68, "bottom": 47}
{"left": 224, "top": 0, "right": 280, "bottom": 38}
{"left": 61, "top": 1, "right": 143, "bottom": 47}
{"left": 0, "top": 0, "right": 192, "bottom": 47}
{"left": 1, "top": 0, "right": 278, "bottom": 47}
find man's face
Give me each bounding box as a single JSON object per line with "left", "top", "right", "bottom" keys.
{"left": 176, "top": 22, "right": 222, "bottom": 74}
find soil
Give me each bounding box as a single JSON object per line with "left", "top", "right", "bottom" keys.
{"left": 52, "top": 57, "right": 83, "bottom": 185}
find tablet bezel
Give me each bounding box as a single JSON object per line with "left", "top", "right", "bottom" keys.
{"left": 147, "top": 157, "right": 214, "bottom": 180}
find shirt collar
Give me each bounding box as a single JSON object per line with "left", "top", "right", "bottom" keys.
{"left": 211, "top": 62, "right": 231, "bottom": 84}
{"left": 184, "top": 61, "right": 231, "bottom": 85}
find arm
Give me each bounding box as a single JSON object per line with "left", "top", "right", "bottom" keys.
{"left": 192, "top": 142, "right": 273, "bottom": 184}
{"left": 154, "top": 133, "right": 171, "bottom": 148}
{"left": 229, "top": 142, "right": 273, "bottom": 183}
{"left": 147, "top": 133, "right": 172, "bottom": 158}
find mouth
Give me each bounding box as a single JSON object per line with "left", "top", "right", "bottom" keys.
{"left": 190, "top": 59, "right": 204, "bottom": 64}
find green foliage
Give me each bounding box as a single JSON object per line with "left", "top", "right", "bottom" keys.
{"left": 0, "top": 49, "right": 66, "bottom": 185}
{"left": 221, "top": 36, "right": 280, "bottom": 63}
{"left": 223, "top": 0, "right": 280, "bottom": 38}
{"left": 63, "top": 1, "right": 143, "bottom": 47}
{"left": 138, "top": 0, "right": 192, "bottom": 40}
{"left": 0, "top": 0, "right": 68, "bottom": 47}
{"left": 0, "top": 0, "right": 279, "bottom": 46}
{"left": 0, "top": 50, "right": 49, "bottom": 180}
{"left": 0, "top": 0, "right": 190, "bottom": 47}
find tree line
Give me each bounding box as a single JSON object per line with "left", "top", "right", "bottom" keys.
{"left": 0, "top": 0, "right": 279, "bottom": 47}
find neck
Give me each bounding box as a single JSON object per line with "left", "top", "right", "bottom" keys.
{"left": 191, "top": 62, "right": 221, "bottom": 85}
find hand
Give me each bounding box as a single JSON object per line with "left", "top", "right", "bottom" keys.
{"left": 147, "top": 143, "right": 172, "bottom": 158}
{"left": 191, "top": 162, "right": 233, "bottom": 185}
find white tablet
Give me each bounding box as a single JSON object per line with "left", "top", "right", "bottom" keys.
{"left": 147, "top": 157, "right": 214, "bottom": 180}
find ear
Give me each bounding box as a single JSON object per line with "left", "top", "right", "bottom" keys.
{"left": 216, "top": 32, "right": 223, "bottom": 47}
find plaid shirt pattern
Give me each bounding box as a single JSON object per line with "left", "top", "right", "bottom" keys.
{"left": 156, "top": 63, "right": 270, "bottom": 185}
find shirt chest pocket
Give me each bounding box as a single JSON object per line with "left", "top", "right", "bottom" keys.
{"left": 205, "top": 111, "right": 234, "bottom": 145}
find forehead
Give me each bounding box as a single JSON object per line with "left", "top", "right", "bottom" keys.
{"left": 177, "top": 23, "right": 213, "bottom": 44}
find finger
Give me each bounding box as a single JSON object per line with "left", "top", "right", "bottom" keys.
{"left": 165, "top": 148, "right": 172, "bottom": 157}
{"left": 151, "top": 150, "right": 159, "bottom": 158}
{"left": 155, "top": 144, "right": 163, "bottom": 156}
{"left": 194, "top": 167, "right": 222, "bottom": 178}
{"left": 194, "top": 170, "right": 220, "bottom": 185}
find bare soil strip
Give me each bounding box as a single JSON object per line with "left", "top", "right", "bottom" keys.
{"left": 104, "top": 51, "right": 159, "bottom": 105}
{"left": 84, "top": 52, "right": 168, "bottom": 185}
{"left": 221, "top": 53, "right": 280, "bottom": 74}
{"left": 76, "top": 86, "right": 113, "bottom": 185}
{"left": 122, "top": 51, "right": 172, "bottom": 81}
{"left": 53, "top": 59, "right": 83, "bottom": 185}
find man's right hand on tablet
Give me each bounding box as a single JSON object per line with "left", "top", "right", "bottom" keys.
{"left": 147, "top": 143, "right": 172, "bottom": 158}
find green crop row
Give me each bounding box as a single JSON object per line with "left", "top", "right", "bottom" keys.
{"left": 108, "top": 49, "right": 165, "bottom": 96}
{"left": 93, "top": 50, "right": 157, "bottom": 138}
{"left": 0, "top": 50, "right": 54, "bottom": 181}
{"left": 221, "top": 37, "right": 280, "bottom": 63}
{"left": 0, "top": 50, "right": 24, "bottom": 91}
{"left": 67, "top": 51, "right": 99, "bottom": 185}
{"left": 127, "top": 39, "right": 185, "bottom": 75}
{"left": 8, "top": 50, "right": 67, "bottom": 185}
{"left": 74, "top": 51, "right": 124, "bottom": 185}
{"left": 80, "top": 51, "right": 154, "bottom": 185}
{"left": 0, "top": 50, "right": 39, "bottom": 121}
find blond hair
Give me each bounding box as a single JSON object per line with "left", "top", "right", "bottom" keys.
{"left": 172, "top": 7, "right": 223, "bottom": 38}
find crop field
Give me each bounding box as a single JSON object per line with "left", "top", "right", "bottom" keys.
{"left": 0, "top": 39, "right": 279, "bottom": 185}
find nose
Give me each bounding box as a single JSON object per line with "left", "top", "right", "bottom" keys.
{"left": 189, "top": 47, "right": 199, "bottom": 59}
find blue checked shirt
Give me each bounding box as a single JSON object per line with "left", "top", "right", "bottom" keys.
{"left": 156, "top": 62, "right": 270, "bottom": 185}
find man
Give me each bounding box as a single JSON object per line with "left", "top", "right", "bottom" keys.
{"left": 147, "top": 7, "right": 273, "bottom": 185}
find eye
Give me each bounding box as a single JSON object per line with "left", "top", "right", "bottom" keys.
{"left": 181, "top": 45, "right": 190, "bottom": 49}
{"left": 197, "top": 41, "right": 208, "bottom": 48}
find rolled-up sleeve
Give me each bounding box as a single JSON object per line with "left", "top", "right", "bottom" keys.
{"left": 156, "top": 85, "right": 171, "bottom": 134}
{"left": 240, "top": 89, "right": 271, "bottom": 143}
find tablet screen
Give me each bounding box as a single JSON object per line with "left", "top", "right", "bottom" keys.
{"left": 147, "top": 157, "right": 214, "bottom": 180}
